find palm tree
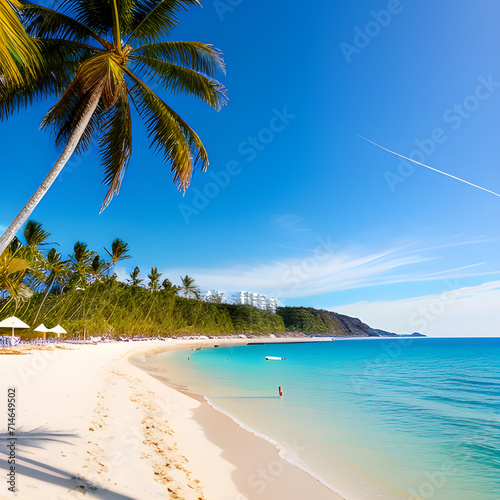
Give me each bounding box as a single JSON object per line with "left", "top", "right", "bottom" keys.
{"left": 68, "top": 241, "right": 95, "bottom": 289}
{"left": 0, "top": 0, "right": 41, "bottom": 84}
{"left": 161, "top": 277, "right": 179, "bottom": 294}
{"left": 103, "top": 237, "right": 131, "bottom": 276}
{"left": 179, "top": 274, "right": 199, "bottom": 299}
{"left": 19, "top": 219, "right": 51, "bottom": 263}
{"left": 104, "top": 238, "right": 131, "bottom": 265}
{"left": 88, "top": 254, "right": 106, "bottom": 283}
{"left": 147, "top": 266, "right": 161, "bottom": 292}
{"left": 0, "top": 0, "right": 227, "bottom": 255}
{"left": 33, "top": 247, "right": 67, "bottom": 322}
{"left": 127, "top": 266, "right": 143, "bottom": 287}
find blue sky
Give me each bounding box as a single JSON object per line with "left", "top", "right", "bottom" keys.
{"left": 2, "top": 0, "right": 500, "bottom": 336}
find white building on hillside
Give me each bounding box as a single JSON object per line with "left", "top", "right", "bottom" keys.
{"left": 232, "top": 291, "right": 278, "bottom": 313}
{"left": 201, "top": 290, "right": 278, "bottom": 312}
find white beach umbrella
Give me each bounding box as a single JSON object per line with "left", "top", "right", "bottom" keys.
{"left": 34, "top": 323, "right": 50, "bottom": 340}
{"left": 48, "top": 324, "right": 67, "bottom": 339}
{"left": 0, "top": 316, "right": 29, "bottom": 342}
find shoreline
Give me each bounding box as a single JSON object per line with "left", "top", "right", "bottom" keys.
{"left": 129, "top": 336, "right": 344, "bottom": 500}
{"left": 0, "top": 337, "right": 344, "bottom": 500}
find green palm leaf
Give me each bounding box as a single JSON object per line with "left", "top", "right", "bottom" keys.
{"left": 23, "top": 220, "right": 50, "bottom": 247}
{"left": 0, "top": 39, "right": 94, "bottom": 119}
{"left": 40, "top": 71, "right": 106, "bottom": 154}
{"left": 98, "top": 86, "right": 132, "bottom": 211}
{"left": 41, "top": 51, "right": 127, "bottom": 152}
{"left": 131, "top": 54, "right": 227, "bottom": 110}
{"left": 130, "top": 82, "right": 208, "bottom": 190}
{"left": 59, "top": 0, "right": 136, "bottom": 36}
{"left": 21, "top": 1, "right": 107, "bottom": 47}
{"left": 0, "top": 0, "right": 41, "bottom": 84}
{"left": 127, "top": 0, "right": 201, "bottom": 44}
{"left": 132, "top": 41, "right": 225, "bottom": 76}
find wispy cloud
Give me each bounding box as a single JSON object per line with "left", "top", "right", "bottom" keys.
{"left": 161, "top": 238, "right": 499, "bottom": 299}
{"left": 333, "top": 281, "right": 500, "bottom": 337}
{"left": 271, "top": 214, "right": 311, "bottom": 232}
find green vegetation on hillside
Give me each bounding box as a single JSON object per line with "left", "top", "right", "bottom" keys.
{"left": 277, "top": 306, "right": 349, "bottom": 336}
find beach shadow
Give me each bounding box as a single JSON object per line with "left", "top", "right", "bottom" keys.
{"left": 1, "top": 427, "right": 77, "bottom": 451}
{"left": 0, "top": 427, "right": 135, "bottom": 499}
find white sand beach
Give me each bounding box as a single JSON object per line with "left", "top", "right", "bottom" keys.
{"left": 0, "top": 339, "right": 344, "bottom": 500}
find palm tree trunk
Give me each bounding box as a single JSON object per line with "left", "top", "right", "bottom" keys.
{"left": 33, "top": 278, "right": 54, "bottom": 325}
{"left": 0, "top": 90, "right": 102, "bottom": 256}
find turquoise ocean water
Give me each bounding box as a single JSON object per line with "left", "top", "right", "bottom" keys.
{"left": 152, "top": 338, "right": 500, "bottom": 499}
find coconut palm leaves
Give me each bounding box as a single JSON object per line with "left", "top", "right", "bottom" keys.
{"left": 104, "top": 238, "right": 131, "bottom": 265}
{"left": 179, "top": 274, "right": 199, "bottom": 299}
{"left": 68, "top": 241, "right": 96, "bottom": 289}
{"left": 0, "top": 0, "right": 226, "bottom": 255}
{"left": 43, "top": 248, "right": 68, "bottom": 293}
{"left": 0, "top": 251, "right": 33, "bottom": 303}
{"left": 128, "top": 266, "right": 143, "bottom": 287}
{"left": 0, "top": 0, "right": 41, "bottom": 84}
{"left": 147, "top": 266, "right": 161, "bottom": 292}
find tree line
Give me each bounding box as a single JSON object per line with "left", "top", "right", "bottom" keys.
{"left": 0, "top": 220, "right": 284, "bottom": 338}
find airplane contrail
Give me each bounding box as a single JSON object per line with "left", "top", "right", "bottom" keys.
{"left": 359, "top": 135, "right": 500, "bottom": 198}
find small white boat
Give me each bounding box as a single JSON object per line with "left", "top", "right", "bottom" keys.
{"left": 265, "top": 356, "right": 286, "bottom": 361}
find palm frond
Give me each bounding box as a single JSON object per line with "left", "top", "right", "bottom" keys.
{"left": 98, "top": 85, "right": 132, "bottom": 212}
{"left": 131, "top": 55, "right": 227, "bottom": 110}
{"left": 129, "top": 80, "right": 208, "bottom": 191}
{"left": 0, "top": 0, "right": 41, "bottom": 84}
{"left": 59, "top": 0, "right": 135, "bottom": 38}
{"left": 132, "top": 40, "right": 225, "bottom": 76}
{"left": 0, "top": 39, "right": 92, "bottom": 120}
{"left": 41, "top": 51, "right": 126, "bottom": 153}
{"left": 21, "top": 1, "right": 107, "bottom": 48}
{"left": 104, "top": 238, "right": 131, "bottom": 263}
{"left": 23, "top": 220, "right": 51, "bottom": 247}
{"left": 127, "top": 0, "right": 201, "bottom": 45}
{"left": 40, "top": 73, "right": 105, "bottom": 154}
